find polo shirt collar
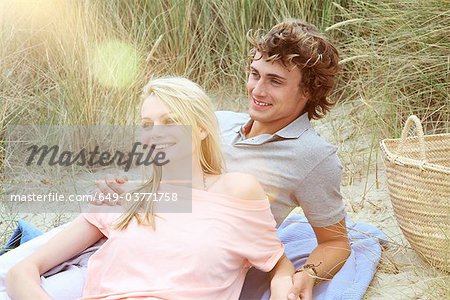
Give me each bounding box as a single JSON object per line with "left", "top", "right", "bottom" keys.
{"left": 233, "top": 112, "right": 311, "bottom": 139}
{"left": 234, "top": 119, "right": 253, "bottom": 135}
{"left": 275, "top": 112, "right": 311, "bottom": 138}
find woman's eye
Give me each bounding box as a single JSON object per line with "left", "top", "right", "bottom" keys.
{"left": 164, "top": 118, "right": 177, "bottom": 125}
{"left": 142, "top": 122, "right": 154, "bottom": 129}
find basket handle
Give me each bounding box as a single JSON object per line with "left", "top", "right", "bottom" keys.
{"left": 397, "top": 115, "right": 426, "bottom": 161}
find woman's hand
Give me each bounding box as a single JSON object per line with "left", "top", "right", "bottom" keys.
{"left": 287, "top": 271, "right": 315, "bottom": 300}
{"left": 269, "top": 275, "right": 294, "bottom": 300}
{"left": 91, "top": 173, "right": 129, "bottom": 206}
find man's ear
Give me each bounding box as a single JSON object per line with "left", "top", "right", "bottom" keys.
{"left": 298, "top": 91, "right": 310, "bottom": 110}
{"left": 301, "top": 87, "right": 310, "bottom": 103}
{"left": 199, "top": 128, "right": 208, "bottom": 141}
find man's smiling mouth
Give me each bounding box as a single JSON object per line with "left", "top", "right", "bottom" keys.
{"left": 253, "top": 98, "right": 272, "bottom": 107}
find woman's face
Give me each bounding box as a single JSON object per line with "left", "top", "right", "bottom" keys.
{"left": 140, "top": 95, "right": 193, "bottom": 167}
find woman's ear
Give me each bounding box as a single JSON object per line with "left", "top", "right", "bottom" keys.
{"left": 199, "top": 128, "right": 208, "bottom": 141}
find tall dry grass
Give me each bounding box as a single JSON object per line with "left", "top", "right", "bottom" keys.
{"left": 1, "top": 0, "right": 447, "bottom": 137}
{"left": 0, "top": 0, "right": 343, "bottom": 128}
{"left": 331, "top": 0, "right": 449, "bottom": 138}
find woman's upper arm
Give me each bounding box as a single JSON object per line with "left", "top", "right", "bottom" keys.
{"left": 23, "top": 215, "right": 104, "bottom": 275}
{"left": 224, "top": 172, "right": 267, "bottom": 200}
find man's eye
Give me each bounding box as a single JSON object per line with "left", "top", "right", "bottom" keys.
{"left": 250, "top": 71, "right": 259, "bottom": 78}
{"left": 271, "top": 80, "right": 282, "bottom": 85}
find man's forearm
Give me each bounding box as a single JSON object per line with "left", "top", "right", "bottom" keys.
{"left": 286, "top": 240, "right": 350, "bottom": 300}
{"left": 303, "top": 240, "right": 351, "bottom": 282}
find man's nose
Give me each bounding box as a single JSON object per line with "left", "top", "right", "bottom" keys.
{"left": 252, "top": 80, "right": 267, "bottom": 97}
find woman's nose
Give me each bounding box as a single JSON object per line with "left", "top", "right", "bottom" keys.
{"left": 140, "top": 125, "right": 165, "bottom": 145}
{"left": 151, "top": 132, "right": 164, "bottom": 142}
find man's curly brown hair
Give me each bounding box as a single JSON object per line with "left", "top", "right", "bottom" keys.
{"left": 248, "top": 19, "right": 340, "bottom": 120}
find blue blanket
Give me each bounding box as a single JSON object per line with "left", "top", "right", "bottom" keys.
{"left": 281, "top": 215, "right": 385, "bottom": 299}
{"left": 0, "top": 220, "right": 43, "bottom": 256}
{"left": 254, "top": 215, "right": 386, "bottom": 300}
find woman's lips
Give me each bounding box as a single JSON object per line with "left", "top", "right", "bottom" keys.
{"left": 153, "top": 143, "right": 176, "bottom": 150}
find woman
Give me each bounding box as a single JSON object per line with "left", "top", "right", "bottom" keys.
{"left": 6, "top": 77, "right": 295, "bottom": 299}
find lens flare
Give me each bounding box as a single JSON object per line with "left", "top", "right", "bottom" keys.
{"left": 90, "top": 40, "right": 140, "bottom": 89}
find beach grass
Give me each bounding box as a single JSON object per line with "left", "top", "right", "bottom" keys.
{"left": 0, "top": 0, "right": 449, "bottom": 298}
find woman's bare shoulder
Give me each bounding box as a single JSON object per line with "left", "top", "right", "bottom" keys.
{"left": 213, "top": 172, "right": 267, "bottom": 201}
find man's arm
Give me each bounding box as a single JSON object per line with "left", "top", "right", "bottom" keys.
{"left": 289, "top": 149, "right": 350, "bottom": 299}
{"left": 309, "top": 218, "right": 350, "bottom": 280}
{"left": 288, "top": 218, "right": 350, "bottom": 300}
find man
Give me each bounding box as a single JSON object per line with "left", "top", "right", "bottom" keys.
{"left": 216, "top": 19, "right": 350, "bottom": 299}
{"left": 0, "top": 19, "right": 349, "bottom": 300}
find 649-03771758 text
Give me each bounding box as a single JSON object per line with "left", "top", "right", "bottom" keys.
{"left": 8, "top": 192, "right": 178, "bottom": 203}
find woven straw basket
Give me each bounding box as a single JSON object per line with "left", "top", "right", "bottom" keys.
{"left": 380, "top": 115, "right": 450, "bottom": 272}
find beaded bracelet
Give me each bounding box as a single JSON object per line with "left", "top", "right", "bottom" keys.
{"left": 294, "top": 262, "right": 322, "bottom": 284}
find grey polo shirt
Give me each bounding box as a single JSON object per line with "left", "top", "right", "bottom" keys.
{"left": 216, "top": 111, "right": 346, "bottom": 227}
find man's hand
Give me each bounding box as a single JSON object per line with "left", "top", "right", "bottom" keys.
{"left": 287, "top": 271, "right": 315, "bottom": 300}
{"left": 91, "top": 174, "right": 129, "bottom": 206}
{"left": 269, "top": 275, "right": 294, "bottom": 300}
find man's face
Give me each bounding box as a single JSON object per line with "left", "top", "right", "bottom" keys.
{"left": 246, "top": 52, "right": 307, "bottom": 133}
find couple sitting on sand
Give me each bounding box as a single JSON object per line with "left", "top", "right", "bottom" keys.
{"left": 2, "top": 19, "right": 375, "bottom": 300}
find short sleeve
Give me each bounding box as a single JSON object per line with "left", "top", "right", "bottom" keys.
{"left": 82, "top": 205, "right": 120, "bottom": 237}
{"left": 295, "top": 151, "right": 346, "bottom": 227}
{"left": 233, "top": 205, "right": 285, "bottom": 272}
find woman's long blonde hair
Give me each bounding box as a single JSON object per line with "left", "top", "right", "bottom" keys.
{"left": 113, "top": 76, "right": 224, "bottom": 230}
